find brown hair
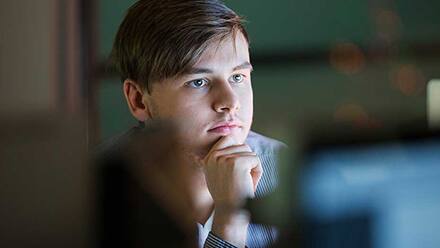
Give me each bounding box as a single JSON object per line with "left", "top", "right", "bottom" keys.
{"left": 111, "top": 0, "right": 249, "bottom": 93}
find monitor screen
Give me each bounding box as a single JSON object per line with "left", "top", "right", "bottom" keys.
{"left": 299, "top": 137, "right": 440, "bottom": 248}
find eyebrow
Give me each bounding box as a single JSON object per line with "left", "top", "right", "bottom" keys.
{"left": 185, "top": 61, "right": 253, "bottom": 75}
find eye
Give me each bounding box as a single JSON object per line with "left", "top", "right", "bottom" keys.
{"left": 186, "top": 79, "right": 208, "bottom": 89}
{"left": 230, "top": 74, "right": 245, "bottom": 84}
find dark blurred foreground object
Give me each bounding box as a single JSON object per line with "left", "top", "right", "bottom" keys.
{"left": 95, "top": 121, "right": 198, "bottom": 248}
{"left": 277, "top": 123, "right": 440, "bottom": 248}
{"left": 0, "top": 114, "right": 90, "bottom": 248}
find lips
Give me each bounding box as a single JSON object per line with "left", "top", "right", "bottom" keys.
{"left": 208, "top": 121, "right": 241, "bottom": 134}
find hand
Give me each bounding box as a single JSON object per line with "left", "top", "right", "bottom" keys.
{"left": 194, "top": 135, "right": 263, "bottom": 247}
{"left": 199, "top": 135, "right": 263, "bottom": 208}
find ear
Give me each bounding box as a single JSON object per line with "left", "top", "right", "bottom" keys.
{"left": 123, "top": 79, "right": 152, "bottom": 121}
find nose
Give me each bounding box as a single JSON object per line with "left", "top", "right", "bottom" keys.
{"left": 212, "top": 81, "right": 240, "bottom": 114}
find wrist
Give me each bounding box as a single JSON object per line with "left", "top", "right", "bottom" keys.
{"left": 211, "top": 209, "right": 250, "bottom": 248}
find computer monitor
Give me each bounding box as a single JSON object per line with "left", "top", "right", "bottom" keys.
{"left": 297, "top": 130, "right": 440, "bottom": 248}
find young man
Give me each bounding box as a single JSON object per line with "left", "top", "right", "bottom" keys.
{"left": 110, "top": 0, "right": 285, "bottom": 247}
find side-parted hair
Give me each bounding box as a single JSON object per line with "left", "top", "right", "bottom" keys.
{"left": 111, "top": 0, "right": 249, "bottom": 93}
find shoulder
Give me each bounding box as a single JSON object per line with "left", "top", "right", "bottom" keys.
{"left": 94, "top": 126, "right": 141, "bottom": 160}
{"left": 245, "top": 130, "right": 288, "bottom": 156}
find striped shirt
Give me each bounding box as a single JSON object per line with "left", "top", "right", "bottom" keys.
{"left": 200, "top": 131, "right": 286, "bottom": 248}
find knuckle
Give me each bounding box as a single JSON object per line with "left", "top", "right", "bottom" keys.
{"left": 241, "top": 144, "right": 252, "bottom": 152}
{"left": 211, "top": 150, "right": 222, "bottom": 159}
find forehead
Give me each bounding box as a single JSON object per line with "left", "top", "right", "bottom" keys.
{"left": 193, "top": 32, "right": 250, "bottom": 70}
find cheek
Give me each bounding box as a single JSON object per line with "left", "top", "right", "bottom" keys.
{"left": 161, "top": 99, "right": 210, "bottom": 132}
{"left": 174, "top": 97, "right": 209, "bottom": 120}
{"left": 153, "top": 92, "right": 199, "bottom": 118}
{"left": 239, "top": 88, "right": 254, "bottom": 120}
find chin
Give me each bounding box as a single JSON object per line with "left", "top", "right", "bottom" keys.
{"left": 192, "top": 128, "right": 250, "bottom": 157}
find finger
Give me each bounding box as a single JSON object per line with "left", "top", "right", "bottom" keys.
{"left": 221, "top": 153, "right": 262, "bottom": 192}
{"left": 221, "top": 152, "right": 257, "bottom": 159}
{"left": 251, "top": 162, "right": 263, "bottom": 183}
{"left": 251, "top": 166, "right": 263, "bottom": 190}
{"left": 209, "top": 144, "right": 252, "bottom": 162}
{"left": 216, "top": 144, "right": 252, "bottom": 153}
{"left": 221, "top": 154, "right": 261, "bottom": 171}
{"left": 251, "top": 162, "right": 263, "bottom": 175}
{"left": 204, "top": 135, "right": 240, "bottom": 161}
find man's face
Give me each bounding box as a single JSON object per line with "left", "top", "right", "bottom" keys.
{"left": 143, "top": 32, "right": 253, "bottom": 156}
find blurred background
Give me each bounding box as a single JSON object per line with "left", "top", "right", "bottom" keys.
{"left": 1, "top": 0, "right": 440, "bottom": 247}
